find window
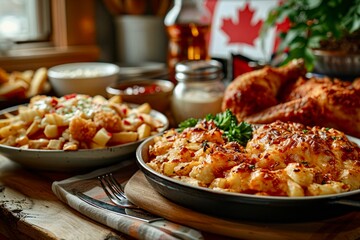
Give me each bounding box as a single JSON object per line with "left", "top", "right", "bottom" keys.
{"left": 0, "top": 0, "right": 100, "bottom": 72}
{"left": 0, "top": 0, "right": 50, "bottom": 42}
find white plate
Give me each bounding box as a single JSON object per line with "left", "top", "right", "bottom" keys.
{"left": 0, "top": 105, "right": 168, "bottom": 171}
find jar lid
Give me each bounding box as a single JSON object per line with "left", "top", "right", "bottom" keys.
{"left": 175, "top": 60, "right": 223, "bottom": 82}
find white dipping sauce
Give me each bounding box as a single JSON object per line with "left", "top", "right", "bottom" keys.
{"left": 59, "top": 68, "right": 106, "bottom": 78}
{"left": 171, "top": 90, "right": 223, "bottom": 124}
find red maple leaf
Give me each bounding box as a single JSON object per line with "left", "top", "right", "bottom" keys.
{"left": 221, "top": 3, "right": 263, "bottom": 46}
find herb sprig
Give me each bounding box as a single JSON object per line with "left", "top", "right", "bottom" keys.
{"left": 178, "top": 110, "right": 253, "bottom": 146}
{"left": 178, "top": 118, "right": 199, "bottom": 132}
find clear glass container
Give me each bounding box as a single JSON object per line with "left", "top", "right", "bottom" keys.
{"left": 164, "top": 0, "right": 211, "bottom": 82}
{"left": 171, "top": 60, "right": 225, "bottom": 124}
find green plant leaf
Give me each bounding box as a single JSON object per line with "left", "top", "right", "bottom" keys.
{"left": 261, "top": 0, "right": 360, "bottom": 71}
{"left": 306, "top": 0, "right": 322, "bottom": 9}
{"left": 307, "top": 36, "right": 324, "bottom": 48}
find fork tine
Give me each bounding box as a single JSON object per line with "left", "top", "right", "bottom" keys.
{"left": 98, "top": 174, "right": 138, "bottom": 209}
{"left": 98, "top": 176, "right": 121, "bottom": 204}
{"left": 108, "top": 173, "right": 126, "bottom": 198}
{"left": 103, "top": 174, "right": 126, "bottom": 200}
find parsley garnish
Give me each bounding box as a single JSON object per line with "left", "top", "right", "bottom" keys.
{"left": 178, "top": 118, "right": 200, "bottom": 132}
{"left": 178, "top": 110, "right": 253, "bottom": 146}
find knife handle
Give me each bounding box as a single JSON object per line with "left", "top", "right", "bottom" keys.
{"left": 150, "top": 219, "right": 204, "bottom": 240}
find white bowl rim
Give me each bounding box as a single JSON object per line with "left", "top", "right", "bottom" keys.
{"left": 48, "top": 62, "right": 120, "bottom": 79}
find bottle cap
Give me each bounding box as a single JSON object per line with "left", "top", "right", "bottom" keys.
{"left": 175, "top": 60, "right": 223, "bottom": 82}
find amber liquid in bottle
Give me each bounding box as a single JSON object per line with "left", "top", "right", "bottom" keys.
{"left": 166, "top": 23, "right": 211, "bottom": 82}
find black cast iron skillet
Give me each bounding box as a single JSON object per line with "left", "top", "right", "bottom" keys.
{"left": 136, "top": 137, "right": 360, "bottom": 223}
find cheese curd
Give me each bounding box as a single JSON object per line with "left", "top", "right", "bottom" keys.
{"left": 147, "top": 120, "right": 360, "bottom": 197}
{"left": 0, "top": 94, "right": 164, "bottom": 150}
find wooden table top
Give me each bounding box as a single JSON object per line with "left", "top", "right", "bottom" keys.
{"left": 0, "top": 154, "right": 130, "bottom": 240}
{"left": 1, "top": 152, "right": 359, "bottom": 240}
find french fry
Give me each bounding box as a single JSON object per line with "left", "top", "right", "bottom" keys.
{"left": 63, "top": 141, "right": 79, "bottom": 151}
{"left": 108, "top": 95, "right": 122, "bottom": 104}
{"left": 21, "top": 70, "right": 34, "bottom": 83}
{"left": 0, "top": 67, "right": 49, "bottom": 99}
{"left": 44, "top": 113, "right": 68, "bottom": 127}
{"left": 27, "top": 67, "right": 48, "bottom": 97}
{"left": 137, "top": 123, "right": 151, "bottom": 140}
{"left": 28, "top": 139, "right": 49, "bottom": 149}
{"left": 135, "top": 103, "right": 151, "bottom": 114}
{"left": 93, "top": 95, "right": 107, "bottom": 104}
{"left": 0, "top": 81, "right": 28, "bottom": 98}
{"left": 15, "top": 135, "right": 29, "bottom": 146}
{"left": 47, "top": 139, "right": 64, "bottom": 150}
{"left": 26, "top": 119, "right": 41, "bottom": 136}
{"left": 0, "top": 123, "right": 24, "bottom": 138}
{"left": 19, "top": 108, "right": 44, "bottom": 124}
{"left": 9, "top": 71, "right": 31, "bottom": 86}
{"left": 0, "top": 118, "right": 14, "bottom": 128}
{"left": 0, "top": 68, "right": 8, "bottom": 84}
{"left": 44, "top": 125, "right": 59, "bottom": 139}
{"left": 139, "top": 113, "right": 164, "bottom": 129}
{"left": 92, "top": 128, "right": 112, "bottom": 146}
{"left": 110, "top": 131, "right": 138, "bottom": 144}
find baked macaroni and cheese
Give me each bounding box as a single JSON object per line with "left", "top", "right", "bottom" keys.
{"left": 0, "top": 94, "right": 165, "bottom": 150}
{"left": 147, "top": 113, "right": 360, "bottom": 197}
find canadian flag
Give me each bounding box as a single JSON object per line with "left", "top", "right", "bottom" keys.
{"left": 205, "top": 0, "right": 283, "bottom": 62}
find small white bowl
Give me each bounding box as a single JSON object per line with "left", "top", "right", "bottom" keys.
{"left": 48, "top": 62, "right": 120, "bottom": 97}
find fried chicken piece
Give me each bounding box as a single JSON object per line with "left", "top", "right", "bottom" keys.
{"left": 222, "top": 59, "right": 306, "bottom": 120}
{"left": 223, "top": 58, "right": 360, "bottom": 138}
{"left": 244, "top": 77, "right": 360, "bottom": 138}
{"left": 243, "top": 96, "right": 321, "bottom": 126}
{"left": 69, "top": 117, "right": 97, "bottom": 142}
{"left": 93, "top": 111, "right": 122, "bottom": 132}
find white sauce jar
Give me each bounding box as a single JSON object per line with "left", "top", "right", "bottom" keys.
{"left": 171, "top": 60, "right": 225, "bottom": 124}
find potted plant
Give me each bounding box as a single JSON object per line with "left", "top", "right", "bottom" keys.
{"left": 261, "top": 0, "right": 360, "bottom": 77}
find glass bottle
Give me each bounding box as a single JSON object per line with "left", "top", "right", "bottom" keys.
{"left": 171, "top": 60, "right": 225, "bottom": 125}
{"left": 164, "top": 0, "right": 211, "bottom": 83}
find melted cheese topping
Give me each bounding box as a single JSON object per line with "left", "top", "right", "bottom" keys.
{"left": 147, "top": 120, "right": 360, "bottom": 197}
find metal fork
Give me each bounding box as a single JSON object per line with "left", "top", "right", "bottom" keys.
{"left": 98, "top": 173, "right": 139, "bottom": 209}
{"left": 97, "top": 174, "right": 204, "bottom": 240}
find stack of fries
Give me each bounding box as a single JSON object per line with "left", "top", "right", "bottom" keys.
{"left": 0, "top": 67, "right": 49, "bottom": 99}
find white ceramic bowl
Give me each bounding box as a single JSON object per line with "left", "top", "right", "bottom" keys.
{"left": 48, "top": 62, "right": 120, "bottom": 97}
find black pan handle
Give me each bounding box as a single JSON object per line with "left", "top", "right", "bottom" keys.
{"left": 332, "top": 199, "right": 360, "bottom": 209}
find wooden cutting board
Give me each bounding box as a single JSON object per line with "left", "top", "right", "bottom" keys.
{"left": 125, "top": 171, "right": 360, "bottom": 240}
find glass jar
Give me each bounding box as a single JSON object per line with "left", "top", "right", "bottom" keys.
{"left": 171, "top": 60, "right": 225, "bottom": 124}
{"left": 164, "top": 0, "right": 211, "bottom": 83}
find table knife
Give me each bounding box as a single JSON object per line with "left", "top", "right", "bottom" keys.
{"left": 75, "top": 191, "right": 204, "bottom": 240}
{"left": 75, "top": 191, "right": 163, "bottom": 222}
